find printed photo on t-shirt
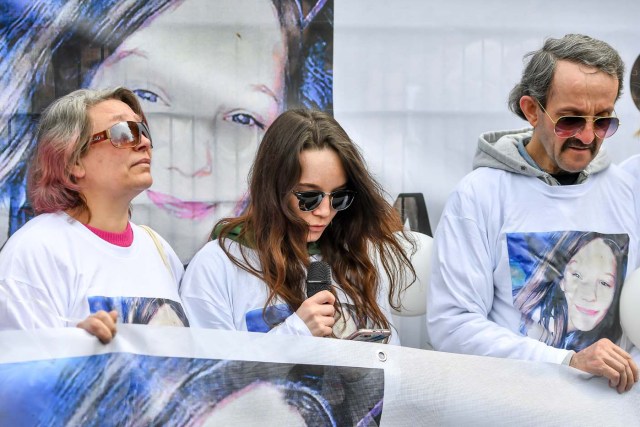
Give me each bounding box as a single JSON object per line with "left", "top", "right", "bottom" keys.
{"left": 246, "top": 304, "right": 293, "bottom": 333}
{"left": 507, "top": 231, "right": 628, "bottom": 351}
{"left": 89, "top": 296, "right": 190, "bottom": 327}
{"left": 245, "top": 302, "right": 374, "bottom": 337}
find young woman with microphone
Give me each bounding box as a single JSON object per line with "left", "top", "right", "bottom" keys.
{"left": 180, "top": 109, "right": 415, "bottom": 343}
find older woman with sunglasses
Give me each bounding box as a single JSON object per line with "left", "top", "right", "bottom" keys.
{"left": 0, "top": 87, "right": 189, "bottom": 342}
{"left": 180, "top": 109, "right": 415, "bottom": 343}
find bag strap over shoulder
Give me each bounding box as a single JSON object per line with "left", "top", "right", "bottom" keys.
{"left": 139, "top": 225, "right": 172, "bottom": 274}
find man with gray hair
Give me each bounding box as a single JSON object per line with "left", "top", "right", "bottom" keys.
{"left": 428, "top": 34, "right": 639, "bottom": 393}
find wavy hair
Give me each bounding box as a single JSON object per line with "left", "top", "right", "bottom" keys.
{"left": 216, "top": 109, "right": 415, "bottom": 332}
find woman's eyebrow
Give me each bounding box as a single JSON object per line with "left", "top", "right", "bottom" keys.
{"left": 251, "top": 84, "right": 281, "bottom": 105}
{"left": 111, "top": 113, "right": 142, "bottom": 122}
{"left": 104, "top": 48, "right": 149, "bottom": 67}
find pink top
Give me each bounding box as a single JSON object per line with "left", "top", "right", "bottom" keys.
{"left": 84, "top": 222, "right": 134, "bottom": 247}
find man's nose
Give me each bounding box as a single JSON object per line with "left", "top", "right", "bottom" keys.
{"left": 573, "top": 120, "right": 597, "bottom": 145}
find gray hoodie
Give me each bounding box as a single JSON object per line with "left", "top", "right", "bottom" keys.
{"left": 472, "top": 128, "right": 610, "bottom": 186}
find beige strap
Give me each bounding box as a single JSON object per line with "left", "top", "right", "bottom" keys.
{"left": 139, "top": 225, "right": 171, "bottom": 274}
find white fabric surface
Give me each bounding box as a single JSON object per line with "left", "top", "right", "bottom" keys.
{"left": 180, "top": 238, "right": 400, "bottom": 344}
{"left": 428, "top": 163, "right": 640, "bottom": 364}
{"left": 0, "top": 212, "right": 185, "bottom": 329}
{"left": 0, "top": 326, "right": 638, "bottom": 426}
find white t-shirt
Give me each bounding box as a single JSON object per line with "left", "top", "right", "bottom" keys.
{"left": 180, "top": 239, "right": 400, "bottom": 344}
{"left": 428, "top": 165, "right": 639, "bottom": 364}
{"left": 0, "top": 212, "right": 188, "bottom": 329}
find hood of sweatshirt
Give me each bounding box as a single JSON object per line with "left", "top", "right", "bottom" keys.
{"left": 472, "top": 127, "right": 610, "bottom": 185}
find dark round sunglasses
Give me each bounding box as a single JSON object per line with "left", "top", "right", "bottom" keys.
{"left": 90, "top": 121, "right": 153, "bottom": 148}
{"left": 291, "top": 189, "right": 356, "bottom": 212}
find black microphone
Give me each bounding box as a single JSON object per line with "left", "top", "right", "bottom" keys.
{"left": 306, "top": 261, "right": 332, "bottom": 298}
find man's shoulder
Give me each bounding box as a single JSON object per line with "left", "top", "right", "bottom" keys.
{"left": 595, "top": 162, "right": 637, "bottom": 190}
{"left": 442, "top": 167, "right": 514, "bottom": 218}
{"left": 619, "top": 153, "right": 640, "bottom": 173}
{"left": 454, "top": 167, "right": 514, "bottom": 194}
{"left": 615, "top": 155, "right": 640, "bottom": 184}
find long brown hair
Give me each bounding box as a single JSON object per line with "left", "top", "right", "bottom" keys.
{"left": 216, "top": 109, "right": 415, "bottom": 332}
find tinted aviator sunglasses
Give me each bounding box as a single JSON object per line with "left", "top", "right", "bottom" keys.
{"left": 90, "top": 121, "right": 153, "bottom": 148}
{"left": 291, "top": 189, "right": 357, "bottom": 212}
{"left": 536, "top": 100, "right": 619, "bottom": 139}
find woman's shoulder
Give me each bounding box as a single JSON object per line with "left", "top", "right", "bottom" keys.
{"left": 188, "top": 238, "right": 259, "bottom": 269}
{"left": 0, "top": 213, "right": 81, "bottom": 275}
{"left": 2, "top": 212, "right": 75, "bottom": 250}
{"left": 181, "top": 238, "right": 262, "bottom": 295}
{"left": 132, "top": 223, "right": 181, "bottom": 257}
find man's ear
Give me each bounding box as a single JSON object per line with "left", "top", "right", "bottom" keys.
{"left": 70, "top": 159, "right": 86, "bottom": 180}
{"left": 520, "top": 95, "right": 540, "bottom": 127}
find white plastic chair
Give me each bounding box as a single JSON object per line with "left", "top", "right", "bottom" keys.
{"left": 391, "top": 230, "right": 433, "bottom": 349}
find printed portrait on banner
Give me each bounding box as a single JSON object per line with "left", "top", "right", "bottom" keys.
{"left": 1, "top": 353, "right": 384, "bottom": 426}
{"left": 0, "top": 0, "right": 334, "bottom": 262}
{"left": 507, "top": 231, "right": 628, "bottom": 352}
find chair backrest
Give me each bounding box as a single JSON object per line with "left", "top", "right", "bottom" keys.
{"left": 389, "top": 230, "right": 433, "bottom": 349}
{"left": 392, "top": 230, "right": 433, "bottom": 317}
{"left": 393, "top": 193, "right": 432, "bottom": 236}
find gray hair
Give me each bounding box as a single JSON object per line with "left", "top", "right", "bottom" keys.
{"left": 508, "top": 34, "right": 624, "bottom": 120}
{"left": 28, "top": 87, "right": 144, "bottom": 214}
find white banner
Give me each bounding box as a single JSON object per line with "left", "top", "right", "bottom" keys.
{"left": 0, "top": 326, "right": 638, "bottom": 426}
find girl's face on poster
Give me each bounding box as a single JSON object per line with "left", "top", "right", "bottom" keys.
{"left": 202, "top": 382, "right": 306, "bottom": 425}
{"left": 89, "top": 0, "right": 286, "bottom": 258}
{"left": 561, "top": 238, "right": 617, "bottom": 332}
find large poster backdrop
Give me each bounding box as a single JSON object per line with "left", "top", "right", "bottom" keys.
{"left": 0, "top": 326, "right": 639, "bottom": 426}
{"left": 7, "top": 1, "right": 640, "bottom": 266}
{"left": 0, "top": 0, "right": 333, "bottom": 262}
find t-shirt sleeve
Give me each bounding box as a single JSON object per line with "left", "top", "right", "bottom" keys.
{"left": 179, "top": 241, "right": 238, "bottom": 330}
{"left": 0, "top": 237, "right": 70, "bottom": 329}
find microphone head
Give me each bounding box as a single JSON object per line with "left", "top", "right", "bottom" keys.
{"left": 306, "top": 261, "right": 332, "bottom": 298}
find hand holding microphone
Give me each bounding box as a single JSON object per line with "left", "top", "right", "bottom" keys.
{"left": 297, "top": 261, "right": 335, "bottom": 337}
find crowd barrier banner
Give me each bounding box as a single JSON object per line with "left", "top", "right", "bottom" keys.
{"left": 0, "top": 326, "right": 638, "bottom": 426}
